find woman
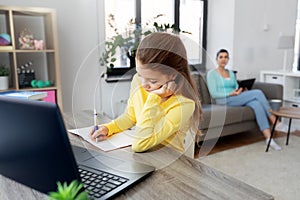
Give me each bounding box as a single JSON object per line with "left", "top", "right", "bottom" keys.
{"left": 207, "top": 49, "right": 289, "bottom": 151}
{"left": 90, "top": 32, "right": 202, "bottom": 153}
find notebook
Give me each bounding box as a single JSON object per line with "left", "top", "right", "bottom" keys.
{"left": 238, "top": 78, "right": 256, "bottom": 90}
{"left": 0, "top": 96, "right": 155, "bottom": 200}
{"left": 0, "top": 90, "right": 47, "bottom": 100}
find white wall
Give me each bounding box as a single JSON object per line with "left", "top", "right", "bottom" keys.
{"left": 207, "top": 0, "right": 298, "bottom": 79}
{"left": 207, "top": 0, "right": 235, "bottom": 70}
{"left": 0, "top": 0, "right": 105, "bottom": 113}
{"left": 234, "top": 0, "right": 297, "bottom": 79}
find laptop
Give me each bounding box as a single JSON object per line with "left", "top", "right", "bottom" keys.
{"left": 0, "top": 97, "right": 155, "bottom": 199}
{"left": 238, "top": 78, "right": 256, "bottom": 90}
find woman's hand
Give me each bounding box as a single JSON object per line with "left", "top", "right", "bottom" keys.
{"left": 89, "top": 125, "right": 108, "bottom": 142}
{"left": 151, "top": 80, "right": 177, "bottom": 98}
{"left": 230, "top": 88, "right": 243, "bottom": 96}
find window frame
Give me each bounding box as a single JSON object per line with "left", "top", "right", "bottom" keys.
{"left": 105, "top": 0, "right": 207, "bottom": 76}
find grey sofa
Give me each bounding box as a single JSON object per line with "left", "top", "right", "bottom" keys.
{"left": 191, "top": 72, "right": 283, "bottom": 142}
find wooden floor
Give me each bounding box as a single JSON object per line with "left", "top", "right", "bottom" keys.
{"left": 195, "top": 130, "right": 300, "bottom": 158}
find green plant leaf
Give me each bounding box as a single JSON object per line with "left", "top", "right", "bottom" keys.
{"left": 48, "top": 180, "right": 90, "bottom": 200}
{"left": 0, "top": 65, "right": 9, "bottom": 76}
{"left": 99, "top": 14, "right": 191, "bottom": 69}
{"left": 75, "top": 191, "right": 89, "bottom": 200}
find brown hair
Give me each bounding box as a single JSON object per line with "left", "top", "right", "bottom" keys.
{"left": 216, "top": 49, "right": 229, "bottom": 59}
{"left": 136, "top": 32, "right": 202, "bottom": 136}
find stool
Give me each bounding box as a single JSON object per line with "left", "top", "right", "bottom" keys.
{"left": 266, "top": 107, "right": 300, "bottom": 152}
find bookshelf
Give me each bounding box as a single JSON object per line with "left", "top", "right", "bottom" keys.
{"left": 0, "top": 6, "right": 62, "bottom": 109}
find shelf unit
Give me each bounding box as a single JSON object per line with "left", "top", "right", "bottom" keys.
{"left": 260, "top": 70, "right": 300, "bottom": 129}
{"left": 0, "top": 6, "right": 62, "bottom": 109}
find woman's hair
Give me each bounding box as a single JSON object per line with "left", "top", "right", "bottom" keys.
{"left": 216, "top": 49, "right": 229, "bottom": 59}
{"left": 136, "top": 32, "right": 202, "bottom": 136}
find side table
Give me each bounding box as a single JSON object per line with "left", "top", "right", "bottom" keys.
{"left": 266, "top": 107, "right": 300, "bottom": 152}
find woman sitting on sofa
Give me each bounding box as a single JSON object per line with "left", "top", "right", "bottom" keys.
{"left": 206, "top": 49, "right": 290, "bottom": 151}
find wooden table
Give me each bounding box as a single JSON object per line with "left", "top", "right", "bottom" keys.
{"left": 266, "top": 107, "right": 300, "bottom": 152}
{"left": 0, "top": 110, "right": 274, "bottom": 200}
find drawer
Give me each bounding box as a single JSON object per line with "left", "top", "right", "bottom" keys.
{"left": 285, "top": 101, "right": 300, "bottom": 108}
{"left": 265, "top": 75, "right": 284, "bottom": 85}
{"left": 283, "top": 101, "right": 300, "bottom": 130}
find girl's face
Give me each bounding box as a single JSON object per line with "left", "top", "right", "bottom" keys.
{"left": 217, "top": 52, "right": 229, "bottom": 68}
{"left": 136, "top": 60, "right": 174, "bottom": 92}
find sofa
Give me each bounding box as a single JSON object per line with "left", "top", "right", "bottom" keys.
{"left": 191, "top": 72, "right": 283, "bottom": 143}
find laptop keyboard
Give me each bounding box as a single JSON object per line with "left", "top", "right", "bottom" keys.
{"left": 78, "top": 166, "right": 129, "bottom": 199}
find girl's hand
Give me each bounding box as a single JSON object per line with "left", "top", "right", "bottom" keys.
{"left": 230, "top": 88, "right": 243, "bottom": 96}
{"left": 89, "top": 125, "right": 108, "bottom": 142}
{"left": 151, "top": 80, "right": 177, "bottom": 98}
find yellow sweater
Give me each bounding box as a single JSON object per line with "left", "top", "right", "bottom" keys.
{"left": 104, "top": 74, "right": 195, "bottom": 152}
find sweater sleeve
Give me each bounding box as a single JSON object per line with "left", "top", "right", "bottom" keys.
{"left": 103, "top": 76, "right": 138, "bottom": 136}
{"left": 132, "top": 93, "right": 195, "bottom": 152}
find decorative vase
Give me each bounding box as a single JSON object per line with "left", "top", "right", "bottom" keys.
{"left": 127, "top": 49, "right": 136, "bottom": 68}
{"left": 0, "top": 76, "right": 9, "bottom": 90}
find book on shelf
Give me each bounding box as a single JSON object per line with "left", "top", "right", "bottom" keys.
{"left": 0, "top": 90, "right": 47, "bottom": 100}
{"left": 0, "top": 46, "right": 13, "bottom": 51}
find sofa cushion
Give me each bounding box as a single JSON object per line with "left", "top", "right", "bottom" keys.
{"left": 192, "top": 72, "right": 212, "bottom": 104}
{"left": 199, "top": 104, "right": 256, "bottom": 130}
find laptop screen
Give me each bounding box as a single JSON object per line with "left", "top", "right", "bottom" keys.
{"left": 0, "top": 97, "right": 81, "bottom": 193}
{"left": 0, "top": 96, "right": 155, "bottom": 199}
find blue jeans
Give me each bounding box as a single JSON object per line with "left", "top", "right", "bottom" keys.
{"left": 215, "top": 89, "right": 271, "bottom": 131}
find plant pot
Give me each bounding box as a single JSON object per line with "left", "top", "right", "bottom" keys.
{"left": 0, "top": 76, "right": 9, "bottom": 90}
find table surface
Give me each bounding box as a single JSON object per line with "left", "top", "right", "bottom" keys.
{"left": 0, "top": 110, "right": 274, "bottom": 200}
{"left": 271, "top": 107, "right": 300, "bottom": 119}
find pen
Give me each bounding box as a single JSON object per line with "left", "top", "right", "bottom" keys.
{"left": 93, "top": 109, "right": 98, "bottom": 142}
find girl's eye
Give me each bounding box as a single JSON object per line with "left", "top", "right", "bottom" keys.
{"left": 150, "top": 81, "right": 157, "bottom": 84}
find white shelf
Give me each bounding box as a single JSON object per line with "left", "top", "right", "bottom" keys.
{"left": 261, "top": 70, "right": 300, "bottom": 130}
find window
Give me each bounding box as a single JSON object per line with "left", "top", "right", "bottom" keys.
{"left": 141, "top": 0, "right": 174, "bottom": 26}
{"left": 103, "top": 0, "right": 207, "bottom": 70}
{"left": 180, "top": 0, "right": 205, "bottom": 65}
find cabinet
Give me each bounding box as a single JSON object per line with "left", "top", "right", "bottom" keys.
{"left": 261, "top": 70, "right": 300, "bottom": 129}
{"left": 0, "top": 6, "right": 62, "bottom": 108}
{"left": 260, "top": 70, "right": 300, "bottom": 103}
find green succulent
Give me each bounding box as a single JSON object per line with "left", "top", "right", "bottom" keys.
{"left": 0, "top": 65, "right": 9, "bottom": 76}
{"left": 48, "top": 180, "right": 90, "bottom": 200}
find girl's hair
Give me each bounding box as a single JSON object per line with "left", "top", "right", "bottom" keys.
{"left": 136, "top": 32, "right": 202, "bottom": 136}
{"left": 216, "top": 49, "right": 229, "bottom": 59}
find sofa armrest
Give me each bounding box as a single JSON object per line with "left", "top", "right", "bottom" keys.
{"left": 252, "top": 82, "right": 283, "bottom": 100}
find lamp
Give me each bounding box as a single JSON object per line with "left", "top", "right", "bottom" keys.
{"left": 277, "top": 35, "right": 294, "bottom": 71}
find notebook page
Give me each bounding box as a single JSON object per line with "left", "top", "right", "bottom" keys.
{"left": 68, "top": 127, "right": 134, "bottom": 151}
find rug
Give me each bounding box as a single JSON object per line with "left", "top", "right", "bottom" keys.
{"left": 198, "top": 135, "right": 300, "bottom": 200}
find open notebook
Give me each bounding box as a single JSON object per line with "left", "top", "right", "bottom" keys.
{"left": 68, "top": 127, "right": 134, "bottom": 151}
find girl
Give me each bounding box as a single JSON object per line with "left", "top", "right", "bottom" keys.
{"left": 207, "top": 49, "right": 290, "bottom": 151}
{"left": 90, "top": 32, "right": 202, "bottom": 153}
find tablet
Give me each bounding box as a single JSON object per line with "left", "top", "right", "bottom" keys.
{"left": 238, "top": 78, "right": 256, "bottom": 90}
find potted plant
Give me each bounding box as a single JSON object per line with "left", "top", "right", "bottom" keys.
{"left": 99, "top": 14, "right": 143, "bottom": 72}
{"left": 100, "top": 14, "right": 191, "bottom": 73}
{"left": 48, "top": 180, "right": 89, "bottom": 200}
{"left": 0, "top": 64, "right": 9, "bottom": 90}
